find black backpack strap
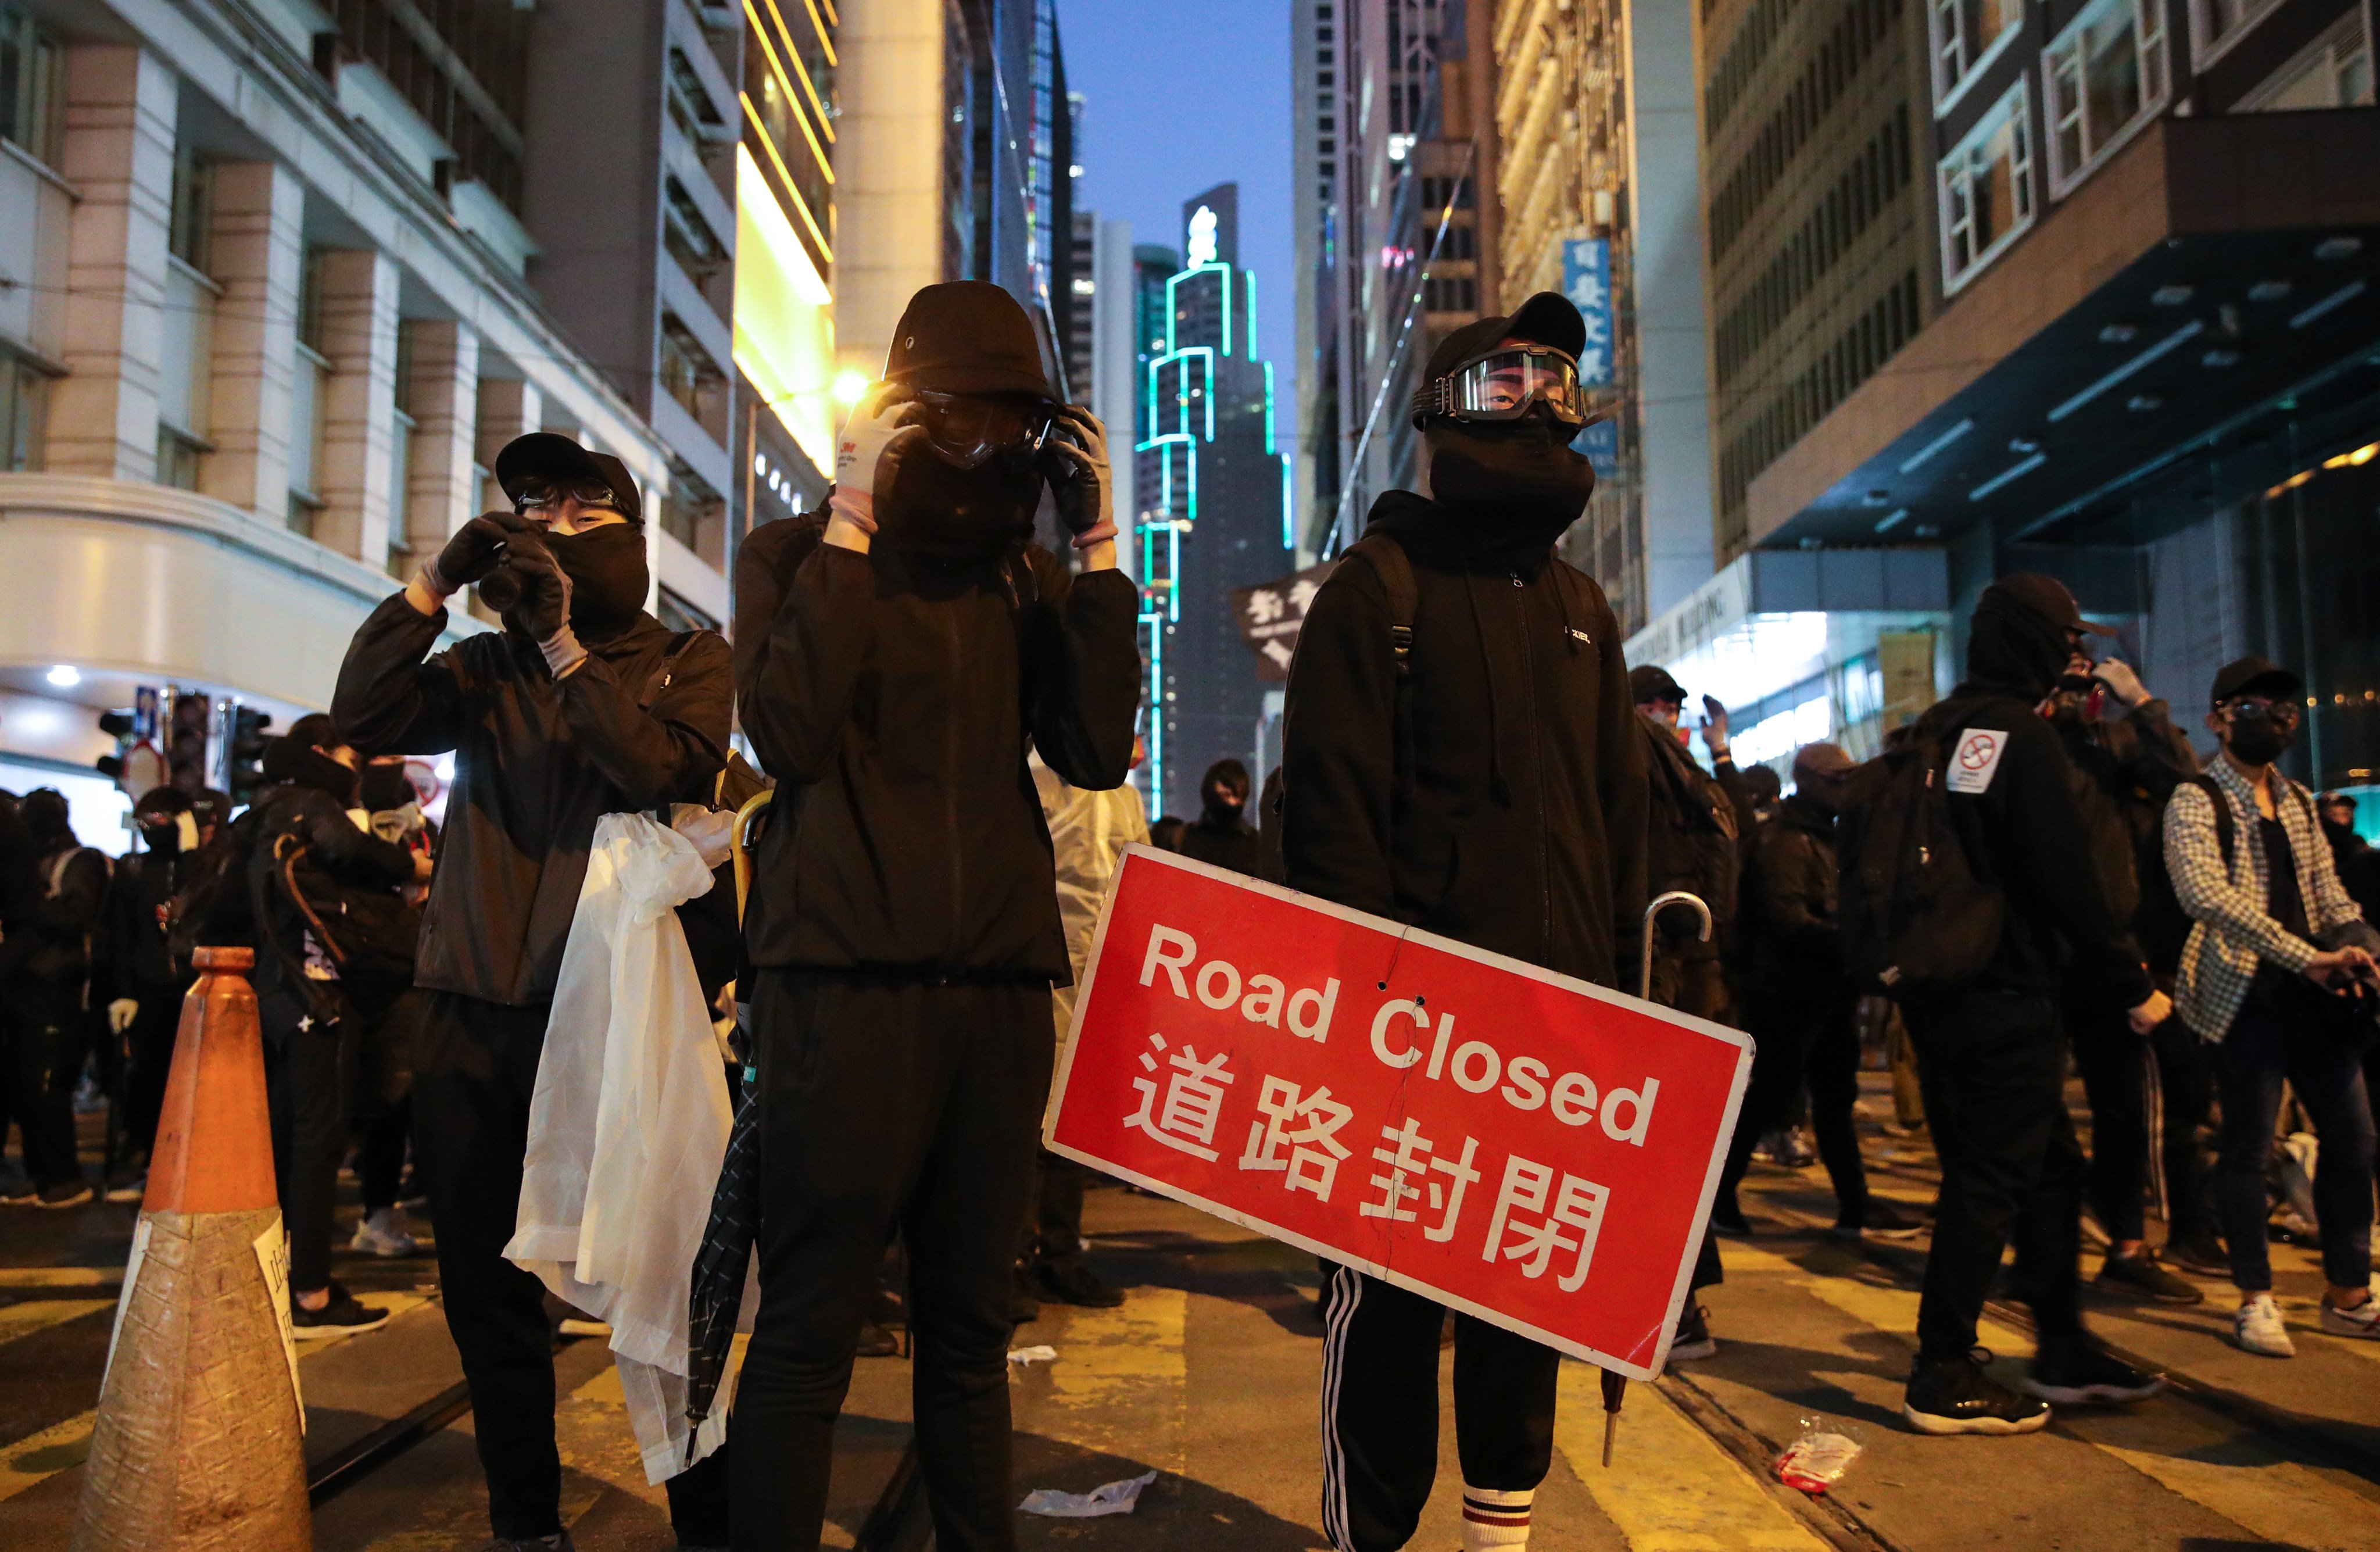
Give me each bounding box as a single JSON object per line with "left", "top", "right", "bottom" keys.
{"left": 2185, "top": 773, "right": 2234, "bottom": 872}
{"left": 1341, "top": 534, "right": 1418, "bottom": 678}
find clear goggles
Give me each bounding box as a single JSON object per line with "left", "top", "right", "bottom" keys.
{"left": 914, "top": 391, "right": 1058, "bottom": 469}
{"left": 1409, "top": 343, "right": 1594, "bottom": 428}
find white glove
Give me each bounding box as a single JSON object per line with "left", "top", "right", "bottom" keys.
{"left": 1042, "top": 406, "right": 1116, "bottom": 549}
{"left": 828, "top": 389, "right": 926, "bottom": 537}
{"left": 108, "top": 998, "right": 139, "bottom": 1035}
{"left": 2092, "top": 657, "right": 2151, "bottom": 709}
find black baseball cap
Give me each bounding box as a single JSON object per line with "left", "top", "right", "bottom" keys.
{"left": 884, "top": 281, "right": 1054, "bottom": 399}
{"left": 1630, "top": 664, "right": 1687, "bottom": 705}
{"left": 2211, "top": 655, "right": 2303, "bottom": 707}
{"left": 1982, "top": 572, "right": 2113, "bottom": 636}
{"left": 1423, "top": 291, "right": 1588, "bottom": 382}
{"left": 495, "top": 433, "right": 644, "bottom": 523}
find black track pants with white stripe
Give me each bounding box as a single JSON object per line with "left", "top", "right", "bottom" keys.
{"left": 1319, "top": 1264, "right": 1560, "bottom": 1552}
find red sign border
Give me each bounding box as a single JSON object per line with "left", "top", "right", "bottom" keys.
{"left": 1042, "top": 845, "right": 1755, "bottom": 1379}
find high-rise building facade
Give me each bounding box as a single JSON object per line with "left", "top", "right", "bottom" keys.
{"left": 1139, "top": 187, "right": 1293, "bottom": 816}
{"left": 1637, "top": 0, "right": 2380, "bottom": 798}
{"left": 0, "top": 0, "right": 724, "bottom": 839}
{"left": 1491, "top": 0, "right": 1716, "bottom": 638}
{"left": 833, "top": 0, "right": 1076, "bottom": 419}
{"left": 1300, "top": 0, "right": 1501, "bottom": 557}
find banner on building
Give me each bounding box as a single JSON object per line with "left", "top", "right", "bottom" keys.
{"left": 1231, "top": 563, "right": 1334, "bottom": 681}
{"left": 1561, "top": 238, "right": 1615, "bottom": 388}
{"left": 1045, "top": 848, "right": 1753, "bottom": 1377}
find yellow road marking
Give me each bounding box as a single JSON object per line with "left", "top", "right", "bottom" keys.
{"left": 0, "top": 1411, "right": 94, "bottom": 1503}
{"left": 2098, "top": 1443, "right": 2380, "bottom": 1551}
{"left": 1555, "top": 1363, "right": 1830, "bottom": 1551}
{"left": 0, "top": 1267, "right": 119, "bottom": 1290}
{"left": 0, "top": 1297, "right": 114, "bottom": 1347}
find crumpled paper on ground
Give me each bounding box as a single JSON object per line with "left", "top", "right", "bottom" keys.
{"left": 1018, "top": 1470, "right": 1159, "bottom": 1518}
{"left": 1007, "top": 1344, "right": 1058, "bottom": 1366}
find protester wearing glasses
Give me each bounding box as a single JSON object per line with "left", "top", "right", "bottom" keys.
{"left": 334, "top": 432, "right": 734, "bottom": 1552}
{"left": 2164, "top": 656, "right": 2380, "bottom": 1358}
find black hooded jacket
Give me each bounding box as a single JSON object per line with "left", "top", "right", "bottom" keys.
{"left": 732, "top": 512, "right": 1141, "bottom": 980}
{"left": 334, "top": 596, "right": 733, "bottom": 1005}
{"left": 228, "top": 744, "right": 418, "bottom": 1005}
{"left": 1282, "top": 491, "right": 1648, "bottom": 988}
{"left": 1919, "top": 596, "right": 2154, "bottom": 1008}
{"left": 1746, "top": 793, "right": 1845, "bottom": 999}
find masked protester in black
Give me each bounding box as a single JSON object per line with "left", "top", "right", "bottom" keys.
{"left": 728, "top": 281, "right": 1140, "bottom": 1552}
{"left": 96, "top": 787, "right": 205, "bottom": 1198}
{"left": 209, "top": 714, "right": 420, "bottom": 1336}
{"left": 1282, "top": 294, "right": 1648, "bottom": 1552}
{"left": 1179, "top": 758, "right": 1279, "bottom": 881}
{"left": 0, "top": 789, "right": 106, "bottom": 1207}
{"left": 1894, "top": 574, "right": 2172, "bottom": 1437}
{"left": 333, "top": 433, "right": 733, "bottom": 1550}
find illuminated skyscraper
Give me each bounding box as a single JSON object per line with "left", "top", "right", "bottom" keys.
{"left": 1137, "top": 186, "right": 1294, "bottom": 816}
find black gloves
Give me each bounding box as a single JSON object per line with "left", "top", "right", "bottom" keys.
{"left": 423, "top": 514, "right": 513, "bottom": 597}
{"left": 488, "top": 514, "right": 586, "bottom": 678}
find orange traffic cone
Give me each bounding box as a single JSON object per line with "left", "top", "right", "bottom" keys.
{"left": 71, "top": 946, "right": 310, "bottom": 1552}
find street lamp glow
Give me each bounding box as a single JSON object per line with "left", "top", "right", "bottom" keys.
{"left": 46, "top": 664, "right": 80, "bottom": 688}
{"left": 832, "top": 370, "right": 869, "bottom": 405}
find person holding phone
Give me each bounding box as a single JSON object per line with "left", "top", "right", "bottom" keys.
{"left": 2165, "top": 656, "right": 2380, "bottom": 1357}
{"left": 728, "top": 281, "right": 1140, "bottom": 1552}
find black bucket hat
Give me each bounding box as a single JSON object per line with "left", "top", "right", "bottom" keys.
{"left": 884, "top": 281, "right": 1055, "bottom": 399}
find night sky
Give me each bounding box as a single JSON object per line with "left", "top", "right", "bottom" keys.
{"left": 1062, "top": 1, "right": 1297, "bottom": 394}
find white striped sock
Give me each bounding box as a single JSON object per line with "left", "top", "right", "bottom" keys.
{"left": 1461, "top": 1483, "right": 1534, "bottom": 1550}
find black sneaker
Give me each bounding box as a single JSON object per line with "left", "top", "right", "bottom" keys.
{"left": 1845, "top": 1197, "right": 1928, "bottom": 1240}
{"left": 2024, "top": 1338, "right": 2166, "bottom": 1406}
{"left": 35, "top": 1181, "right": 94, "bottom": 1210}
{"left": 480, "top": 1533, "right": 575, "bottom": 1551}
{"left": 1033, "top": 1255, "right": 1126, "bottom": 1308}
{"left": 1010, "top": 1263, "right": 1042, "bottom": 1325}
{"left": 1668, "top": 1301, "right": 1716, "bottom": 1363}
{"left": 291, "top": 1281, "right": 391, "bottom": 1339}
{"left": 2095, "top": 1248, "right": 2204, "bottom": 1305}
{"left": 1902, "top": 1350, "right": 2050, "bottom": 1436}
{"left": 853, "top": 1320, "right": 900, "bottom": 1358}
{"left": 1710, "top": 1200, "right": 1753, "bottom": 1238}
{"left": 2163, "top": 1233, "right": 2229, "bottom": 1278}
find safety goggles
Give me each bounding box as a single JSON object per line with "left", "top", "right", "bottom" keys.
{"left": 2223, "top": 696, "right": 2301, "bottom": 727}
{"left": 914, "top": 391, "right": 1057, "bottom": 469}
{"left": 1409, "top": 343, "right": 1594, "bottom": 427}
{"left": 513, "top": 480, "right": 628, "bottom": 521}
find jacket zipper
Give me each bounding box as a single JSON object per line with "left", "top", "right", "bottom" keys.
{"left": 1516, "top": 572, "right": 1552, "bottom": 963}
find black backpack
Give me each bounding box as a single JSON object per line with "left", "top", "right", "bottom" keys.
{"left": 1836, "top": 721, "right": 2005, "bottom": 1000}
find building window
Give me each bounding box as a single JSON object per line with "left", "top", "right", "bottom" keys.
{"left": 2044, "top": 0, "right": 2169, "bottom": 197}
{"left": 156, "top": 427, "right": 204, "bottom": 491}
{"left": 0, "top": 344, "right": 46, "bottom": 470}
{"left": 0, "top": 2, "right": 60, "bottom": 167}
{"left": 2189, "top": 0, "right": 2286, "bottom": 72}
{"left": 1939, "top": 81, "right": 2034, "bottom": 292}
{"left": 288, "top": 246, "right": 330, "bottom": 533}
{"left": 1930, "top": 0, "right": 2023, "bottom": 113}
{"left": 657, "top": 585, "right": 718, "bottom": 634}
{"left": 2239, "top": 11, "right": 2373, "bottom": 112}
{"left": 169, "top": 146, "right": 213, "bottom": 273}
{"left": 1422, "top": 274, "right": 1476, "bottom": 313}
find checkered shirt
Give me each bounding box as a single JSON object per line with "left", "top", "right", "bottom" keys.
{"left": 2165, "top": 756, "right": 2367, "bottom": 1040}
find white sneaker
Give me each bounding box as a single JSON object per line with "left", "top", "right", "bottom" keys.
{"left": 2320, "top": 1296, "right": 2380, "bottom": 1339}
{"left": 2234, "top": 1293, "right": 2295, "bottom": 1357}
{"left": 349, "top": 1207, "right": 420, "bottom": 1257}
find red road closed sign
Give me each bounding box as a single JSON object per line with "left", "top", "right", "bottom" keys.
{"left": 1046, "top": 848, "right": 1754, "bottom": 1378}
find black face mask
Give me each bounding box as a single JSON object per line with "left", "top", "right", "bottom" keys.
{"left": 1425, "top": 417, "right": 1598, "bottom": 563}
{"left": 1204, "top": 789, "right": 1246, "bottom": 825}
{"left": 541, "top": 525, "right": 650, "bottom": 641}
{"left": 2228, "top": 719, "right": 2293, "bottom": 767}
{"left": 139, "top": 823, "right": 181, "bottom": 855}
{"left": 878, "top": 447, "right": 1044, "bottom": 565}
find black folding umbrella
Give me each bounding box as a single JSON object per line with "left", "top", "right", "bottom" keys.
{"left": 685, "top": 1047, "right": 761, "bottom": 1458}
{"left": 684, "top": 791, "right": 775, "bottom": 1461}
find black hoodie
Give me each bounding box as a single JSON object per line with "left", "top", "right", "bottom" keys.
{"left": 1918, "top": 597, "right": 2153, "bottom": 1008}
{"left": 1282, "top": 491, "right": 1648, "bottom": 988}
